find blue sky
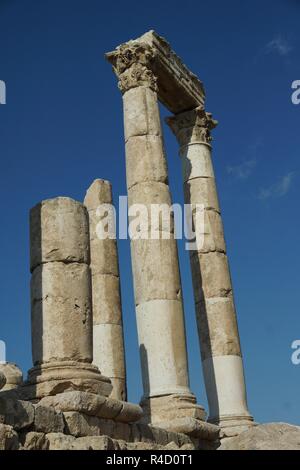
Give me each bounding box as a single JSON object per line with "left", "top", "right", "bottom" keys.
{"left": 0, "top": 0, "right": 299, "bottom": 424}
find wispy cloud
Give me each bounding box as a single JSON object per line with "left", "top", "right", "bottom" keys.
{"left": 227, "top": 139, "right": 262, "bottom": 180}
{"left": 258, "top": 172, "right": 295, "bottom": 200}
{"left": 264, "top": 35, "right": 292, "bottom": 57}
{"left": 227, "top": 159, "right": 256, "bottom": 180}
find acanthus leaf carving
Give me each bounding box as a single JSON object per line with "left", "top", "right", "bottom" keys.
{"left": 166, "top": 108, "right": 218, "bottom": 147}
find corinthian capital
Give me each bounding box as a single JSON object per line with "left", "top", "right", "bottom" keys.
{"left": 106, "top": 43, "right": 157, "bottom": 94}
{"left": 166, "top": 107, "right": 218, "bottom": 147}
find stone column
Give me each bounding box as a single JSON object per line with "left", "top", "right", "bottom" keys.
{"left": 106, "top": 43, "right": 205, "bottom": 424}
{"left": 26, "top": 197, "right": 112, "bottom": 399}
{"left": 84, "top": 179, "right": 127, "bottom": 401}
{"left": 167, "top": 108, "right": 253, "bottom": 430}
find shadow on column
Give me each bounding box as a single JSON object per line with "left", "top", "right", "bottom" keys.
{"left": 139, "top": 343, "right": 151, "bottom": 423}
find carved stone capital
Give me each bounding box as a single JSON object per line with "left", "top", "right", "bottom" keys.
{"left": 106, "top": 43, "right": 157, "bottom": 93}
{"left": 166, "top": 107, "right": 218, "bottom": 147}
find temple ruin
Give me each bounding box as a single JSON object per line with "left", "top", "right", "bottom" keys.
{"left": 1, "top": 30, "right": 295, "bottom": 451}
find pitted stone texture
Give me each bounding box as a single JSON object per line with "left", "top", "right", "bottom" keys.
{"left": 30, "top": 197, "right": 90, "bottom": 271}
{"left": 126, "top": 136, "right": 168, "bottom": 189}
{"left": 0, "top": 363, "right": 22, "bottom": 391}
{"left": 34, "top": 405, "right": 64, "bottom": 433}
{"left": 131, "top": 237, "right": 182, "bottom": 305}
{"left": 0, "top": 424, "right": 19, "bottom": 450}
{"left": 31, "top": 262, "right": 93, "bottom": 365}
{"left": 92, "top": 274, "right": 122, "bottom": 325}
{"left": 64, "top": 412, "right": 102, "bottom": 437}
{"left": 184, "top": 177, "right": 220, "bottom": 212}
{"left": 46, "top": 432, "right": 76, "bottom": 450}
{"left": 195, "top": 297, "right": 241, "bottom": 360}
{"left": 219, "top": 423, "right": 300, "bottom": 450}
{"left": 123, "top": 87, "right": 162, "bottom": 141}
{"left": 190, "top": 251, "right": 232, "bottom": 302}
{"left": 0, "top": 397, "right": 34, "bottom": 430}
{"left": 39, "top": 391, "right": 142, "bottom": 423}
{"left": 128, "top": 182, "right": 174, "bottom": 234}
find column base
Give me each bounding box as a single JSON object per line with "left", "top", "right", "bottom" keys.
{"left": 21, "top": 361, "right": 113, "bottom": 400}
{"left": 139, "top": 393, "right": 206, "bottom": 426}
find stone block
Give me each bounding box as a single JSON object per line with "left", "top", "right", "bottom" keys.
{"left": 180, "top": 143, "right": 214, "bottom": 182}
{"left": 0, "top": 397, "right": 34, "bottom": 430}
{"left": 195, "top": 297, "right": 241, "bottom": 360}
{"left": 31, "top": 262, "right": 93, "bottom": 365}
{"left": 92, "top": 274, "right": 122, "bottom": 325}
{"left": 184, "top": 176, "right": 220, "bottom": 212}
{"left": 63, "top": 412, "right": 101, "bottom": 437}
{"left": 89, "top": 237, "right": 119, "bottom": 277}
{"left": 190, "top": 208, "right": 226, "bottom": 254}
{"left": 30, "top": 197, "right": 89, "bottom": 271}
{"left": 34, "top": 405, "right": 65, "bottom": 433}
{"left": 45, "top": 432, "right": 76, "bottom": 450}
{"left": 190, "top": 251, "right": 232, "bottom": 302}
{"left": 131, "top": 236, "right": 181, "bottom": 305}
{"left": 123, "top": 86, "right": 162, "bottom": 141}
{"left": 128, "top": 181, "right": 174, "bottom": 234}
{"left": 125, "top": 135, "right": 168, "bottom": 189}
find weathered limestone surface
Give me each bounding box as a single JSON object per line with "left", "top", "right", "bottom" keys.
{"left": 39, "top": 391, "right": 142, "bottom": 423}
{"left": 25, "top": 197, "right": 112, "bottom": 399}
{"left": 84, "top": 180, "right": 126, "bottom": 401}
{"left": 0, "top": 395, "right": 205, "bottom": 450}
{"left": 30, "top": 197, "right": 90, "bottom": 271}
{"left": 0, "top": 363, "right": 22, "bottom": 391}
{"left": 167, "top": 108, "right": 253, "bottom": 430}
{"left": 219, "top": 423, "right": 300, "bottom": 450}
{"left": 106, "top": 38, "right": 203, "bottom": 425}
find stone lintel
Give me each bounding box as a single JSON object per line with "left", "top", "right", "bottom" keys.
{"left": 106, "top": 30, "right": 205, "bottom": 114}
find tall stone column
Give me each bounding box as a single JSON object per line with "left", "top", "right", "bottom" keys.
{"left": 26, "top": 197, "right": 112, "bottom": 399}
{"left": 84, "top": 179, "right": 127, "bottom": 401}
{"left": 106, "top": 43, "right": 205, "bottom": 424}
{"left": 167, "top": 108, "right": 253, "bottom": 430}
